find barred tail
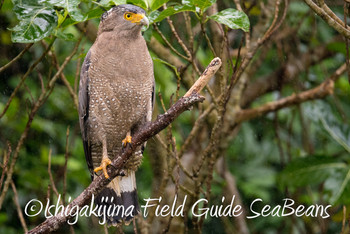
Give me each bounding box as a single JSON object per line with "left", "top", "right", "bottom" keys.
{"left": 95, "top": 171, "right": 140, "bottom": 226}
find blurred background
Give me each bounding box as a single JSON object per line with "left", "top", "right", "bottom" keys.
{"left": 0, "top": 0, "right": 350, "bottom": 233}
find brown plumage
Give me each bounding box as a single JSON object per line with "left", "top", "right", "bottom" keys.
{"left": 78, "top": 4, "right": 154, "bottom": 226}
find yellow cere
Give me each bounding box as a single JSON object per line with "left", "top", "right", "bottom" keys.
{"left": 123, "top": 12, "right": 145, "bottom": 24}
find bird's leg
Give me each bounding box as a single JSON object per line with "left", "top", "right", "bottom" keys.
{"left": 122, "top": 131, "right": 132, "bottom": 148}
{"left": 94, "top": 140, "right": 112, "bottom": 179}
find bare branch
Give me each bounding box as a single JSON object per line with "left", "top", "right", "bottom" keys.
{"left": 0, "top": 143, "right": 11, "bottom": 191}
{"left": 235, "top": 63, "right": 346, "bottom": 123}
{"left": 48, "top": 149, "right": 60, "bottom": 199}
{"left": 27, "top": 57, "right": 222, "bottom": 234}
{"left": 0, "top": 38, "right": 81, "bottom": 209}
{"left": 63, "top": 126, "right": 70, "bottom": 204}
{"left": 303, "top": 0, "right": 350, "bottom": 38}
{"left": 11, "top": 181, "right": 28, "bottom": 233}
{"left": 0, "top": 43, "right": 33, "bottom": 74}
{"left": 0, "top": 40, "right": 54, "bottom": 119}
{"left": 184, "top": 58, "right": 222, "bottom": 97}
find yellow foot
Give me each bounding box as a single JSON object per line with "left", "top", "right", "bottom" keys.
{"left": 94, "top": 158, "right": 112, "bottom": 179}
{"left": 122, "top": 135, "right": 132, "bottom": 147}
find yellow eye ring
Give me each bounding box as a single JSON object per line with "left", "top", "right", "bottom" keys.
{"left": 124, "top": 13, "right": 132, "bottom": 20}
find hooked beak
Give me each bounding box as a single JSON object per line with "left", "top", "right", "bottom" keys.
{"left": 131, "top": 14, "right": 149, "bottom": 28}
{"left": 140, "top": 15, "right": 149, "bottom": 28}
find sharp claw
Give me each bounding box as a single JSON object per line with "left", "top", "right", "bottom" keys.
{"left": 94, "top": 158, "right": 112, "bottom": 179}
{"left": 122, "top": 135, "right": 132, "bottom": 148}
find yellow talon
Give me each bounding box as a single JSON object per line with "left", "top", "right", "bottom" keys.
{"left": 122, "top": 135, "right": 132, "bottom": 147}
{"left": 94, "top": 158, "right": 112, "bottom": 179}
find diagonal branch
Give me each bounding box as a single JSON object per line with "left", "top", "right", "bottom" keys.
{"left": 27, "top": 57, "right": 222, "bottom": 234}
{"left": 303, "top": 0, "right": 350, "bottom": 38}
{"left": 0, "top": 43, "right": 33, "bottom": 74}
{"left": 235, "top": 63, "right": 346, "bottom": 123}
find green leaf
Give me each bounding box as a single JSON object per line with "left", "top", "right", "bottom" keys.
{"left": 190, "top": 0, "right": 216, "bottom": 11}
{"left": 320, "top": 115, "right": 350, "bottom": 154}
{"left": 128, "top": 0, "right": 148, "bottom": 10}
{"left": 98, "top": 0, "right": 114, "bottom": 7}
{"left": 279, "top": 156, "right": 347, "bottom": 189}
{"left": 149, "top": 0, "right": 170, "bottom": 11}
{"left": 44, "top": 0, "right": 87, "bottom": 22}
{"left": 325, "top": 168, "right": 350, "bottom": 204}
{"left": 11, "top": 1, "right": 58, "bottom": 43}
{"left": 111, "top": 0, "right": 127, "bottom": 5}
{"left": 61, "top": 8, "right": 105, "bottom": 28}
{"left": 149, "top": 4, "right": 196, "bottom": 24}
{"left": 306, "top": 101, "right": 350, "bottom": 154}
{"left": 152, "top": 56, "right": 180, "bottom": 77}
{"left": 53, "top": 29, "right": 76, "bottom": 41}
{"left": 208, "top": 8, "right": 250, "bottom": 32}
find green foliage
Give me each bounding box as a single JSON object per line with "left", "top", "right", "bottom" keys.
{"left": 10, "top": 0, "right": 58, "bottom": 43}
{"left": 149, "top": 4, "right": 196, "bottom": 24}
{"left": 1, "top": 0, "right": 349, "bottom": 233}
{"left": 208, "top": 8, "right": 250, "bottom": 31}
{"left": 306, "top": 101, "right": 350, "bottom": 154}
{"left": 149, "top": 0, "right": 169, "bottom": 11}
{"left": 10, "top": 0, "right": 250, "bottom": 42}
{"left": 186, "top": 0, "right": 216, "bottom": 11}
{"left": 279, "top": 156, "right": 347, "bottom": 193}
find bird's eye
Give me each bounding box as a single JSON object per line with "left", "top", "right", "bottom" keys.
{"left": 124, "top": 13, "right": 132, "bottom": 20}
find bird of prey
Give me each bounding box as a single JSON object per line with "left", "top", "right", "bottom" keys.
{"left": 78, "top": 4, "right": 154, "bottom": 226}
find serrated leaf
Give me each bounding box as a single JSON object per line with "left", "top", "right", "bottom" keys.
{"left": 11, "top": 2, "right": 58, "bottom": 43}
{"left": 208, "top": 8, "right": 250, "bottom": 32}
{"left": 149, "top": 4, "right": 196, "bottom": 24}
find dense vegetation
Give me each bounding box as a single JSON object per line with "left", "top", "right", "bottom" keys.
{"left": 0, "top": 0, "right": 350, "bottom": 233}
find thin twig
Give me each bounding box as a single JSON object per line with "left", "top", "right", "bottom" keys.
{"left": 319, "top": 0, "right": 345, "bottom": 27}
{"left": 11, "top": 181, "right": 28, "bottom": 233}
{"left": 0, "top": 37, "right": 81, "bottom": 209}
{"left": 0, "top": 143, "right": 11, "bottom": 191}
{"left": 162, "top": 137, "right": 180, "bottom": 234}
{"left": 166, "top": 16, "right": 192, "bottom": 59}
{"left": 235, "top": 63, "right": 346, "bottom": 123}
{"left": 0, "top": 40, "right": 54, "bottom": 119}
{"left": 341, "top": 205, "right": 346, "bottom": 234}
{"left": 179, "top": 103, "right": 215, "bottom": 158}
{"left": 133, "top": 218, "right": 138, "bottom": 234}
{"left": 303, "top": 0, "right": 350, "bottom": 38}
{"left": 344, "top": 2, "right": 350, "bottom": 83}
{"left": 28, "top": 57, "right": 221, "bottom": 234}
{"left": 48, "top": 50, "right": 79, "bottom": 109}
{"left": 200, "top": 20, "right": 217, "bottom": 57}
{"left": 154, "top": 25, "right": 191, "bottom": 61}
{"left": 63, "top": 126, "right": 70, "bottom": 203}
{"left": 75, "top": 47, "right": 84, "bottom": 94}
{"left": 48, "top": 149, "right": 60, "bottom": 199}
{"left": 0, "top": 43, "right": 33, "bottom": 74}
